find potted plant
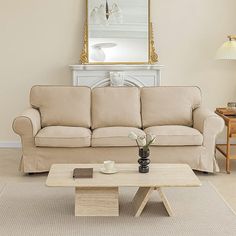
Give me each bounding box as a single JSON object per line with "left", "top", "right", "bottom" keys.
{"left": 128, "top": 132, "right": 156, "bottom": 173}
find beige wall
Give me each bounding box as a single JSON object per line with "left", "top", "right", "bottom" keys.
{"left": 0, "top": 0, "right": 236, "bottom": 142}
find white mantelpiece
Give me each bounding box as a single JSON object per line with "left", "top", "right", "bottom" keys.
{"left": 69, "top": 64, "right": 163, "bottom": 88}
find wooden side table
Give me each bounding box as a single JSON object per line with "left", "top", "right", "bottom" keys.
{"left": 215, "top": 109, "right": 236, "bottom": 174}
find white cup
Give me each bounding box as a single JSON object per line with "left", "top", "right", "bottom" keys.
{"left": 103, "top": 160, "right": 115, "bottom": 171}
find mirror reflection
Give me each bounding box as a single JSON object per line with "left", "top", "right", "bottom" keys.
{"left": 88, "top": 0, "right": 149, "bottom": 63}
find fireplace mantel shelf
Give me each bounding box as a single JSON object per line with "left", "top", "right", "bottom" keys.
{"left": 70, "top": 64, "right": 164, "bottom": 71}
{"left": 69, "top": 64, "right": 164, "bottom": 88}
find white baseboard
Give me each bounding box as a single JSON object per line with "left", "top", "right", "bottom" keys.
{"left": 0, "top": 141, "right": 21, "bottom": 148}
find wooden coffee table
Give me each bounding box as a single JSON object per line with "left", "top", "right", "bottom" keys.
{"left": 46, "top": 164, "right": 201, "bottom": 217}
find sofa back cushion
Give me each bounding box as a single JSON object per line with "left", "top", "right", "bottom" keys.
{"left": 30, "top": 86, "right": 91, "bottom": 128}
{"left": 141, "top": 87, "right": 201, "bottom": 128}
{"left": 92, "top": 87, "right": 141, "bottom": 129}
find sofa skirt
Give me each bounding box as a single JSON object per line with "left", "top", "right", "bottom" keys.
{"left": 19, "top": 144, "right": 219, "bottom": 173}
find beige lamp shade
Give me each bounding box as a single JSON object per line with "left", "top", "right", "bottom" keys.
{"left": 216, "top": 35, "right": 236, "bottom": 60}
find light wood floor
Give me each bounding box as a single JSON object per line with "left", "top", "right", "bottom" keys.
{"left": 0, "top": 148, "right": 236, "bottom": 212}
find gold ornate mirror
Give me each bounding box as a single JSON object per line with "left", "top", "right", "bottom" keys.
{"left": 80, "top": 0, "right": 158, "bottom": 64}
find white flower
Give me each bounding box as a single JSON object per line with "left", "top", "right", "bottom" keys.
{"left": 146, "top": 133, "right": 156, "bottom": 144}
{"left": 128, "top": 132, "right": 138, "bottom": 140}
{"left": 137, "top": 135, "right": 146, "bottom": 147}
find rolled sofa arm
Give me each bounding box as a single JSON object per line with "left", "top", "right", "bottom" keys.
{"left": 193, "top": 107, "right": 224, "bottom": 172}
{"left": 193, "top": 107, "right": 224, "bottom": 137}
{"left": 13, "top": 108, "right": 41, "bottom": 137}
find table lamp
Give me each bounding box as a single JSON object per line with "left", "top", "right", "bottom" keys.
{"left": 216, "top": 35, "right": 236, "bottom": 60}
{"left": 216, "top": 35, "right": 236, "bottom": 110}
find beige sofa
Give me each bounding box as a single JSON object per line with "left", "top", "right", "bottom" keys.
{"left": 13, "top": 86, "right": 224, "bottom": 173}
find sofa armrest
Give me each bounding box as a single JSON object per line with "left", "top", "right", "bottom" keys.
{"left": 13, "top": 108, "right": 41, "bottom": 137}
{"left": 193, "top": 107, "right": 224, "bottom": 145}
{"left": 193, "top": 107, "right": 224, "bottom": 172}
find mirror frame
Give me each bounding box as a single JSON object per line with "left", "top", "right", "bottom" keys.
{"left": 80, "top": 0, "right": 158, "bottom": 65}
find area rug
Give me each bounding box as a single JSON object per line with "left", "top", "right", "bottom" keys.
{"left": 0, "top": 181, "right": 235, "bottom": 236}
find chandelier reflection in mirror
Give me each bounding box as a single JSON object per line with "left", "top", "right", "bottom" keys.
{"left": 82, "top": 0, "right": 158, "bottom": 64}
{"left": 90, "top": 0, "right": 123, "bottom": 25}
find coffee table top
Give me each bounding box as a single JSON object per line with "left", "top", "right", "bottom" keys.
{"left": 46, "top": 164, "right": 201, "bottom": 188}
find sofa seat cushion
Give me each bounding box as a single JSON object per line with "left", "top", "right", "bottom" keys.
{"left": 145, "top": 126, "right": 203, "bottom": 146}
{"left": 92, "top": 127, "right": 145, "bottom": 147}
{"left": 35, "top": 126, "right": 91, "bottom": 147}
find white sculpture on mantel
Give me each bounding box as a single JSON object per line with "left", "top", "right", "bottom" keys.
{"left": 70, "top": 64, "right": 164, "bottom": 88}
{"left": 110, "top": 72, "right": 124, "bottom": 86}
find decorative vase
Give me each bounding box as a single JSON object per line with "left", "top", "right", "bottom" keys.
{"left": 138, "top": 148, "right": 150, "bottom": 173}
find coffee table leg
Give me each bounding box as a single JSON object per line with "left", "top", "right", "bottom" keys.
{"left": 132, "top": 187, "right": 154, "bottom": 217}
{"left": 75, "top": 187, "right": 119, "bottom": 216}
{"left": 133, "top": 187, "right": 174, "bottom": 217}
{"left": 156, "top": 187, "right": 174, "bottom": 217}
